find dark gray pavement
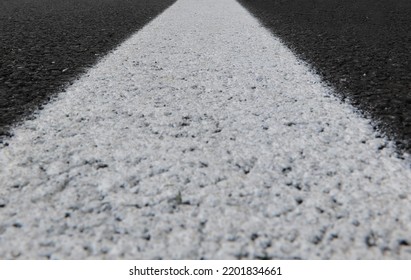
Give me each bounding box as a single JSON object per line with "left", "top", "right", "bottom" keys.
{"left": 2, "top": 0, "right": 411, "bottom": 260}
{"left": 238, "top": 0, "right": 411, "bottom": 153}
{"left": 0, "top": 0, "right": 175, "bottom": 139}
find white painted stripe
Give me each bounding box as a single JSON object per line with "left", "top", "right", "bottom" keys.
{"left": 1, "top": 0, "right": 411, "bottom": 259}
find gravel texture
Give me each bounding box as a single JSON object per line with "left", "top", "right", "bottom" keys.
{"left": 0, "top": 0, "right": 176, "bottom": 138}
{"left": 238, "top": 0, "right": 411, "bottom": 153}
{"left": 1, "top": 0, "right": 411, "bottom": 259}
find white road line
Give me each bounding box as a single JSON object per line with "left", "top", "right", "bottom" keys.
{"left": 1, "top": 0, "right": 411, "bottom": 259}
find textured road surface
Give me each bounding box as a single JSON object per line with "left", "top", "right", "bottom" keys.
{"left": 238, "top": 0, "right": 411, "bottom": 153}
{"left": 1, "top": 0, "right": 411, "bottom": 259}
{"left": 0, "top": 0, "right": 176, "bottom": 138}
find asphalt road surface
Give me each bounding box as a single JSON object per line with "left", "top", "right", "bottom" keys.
{"left": 1, "top": 0, "right": 411, "bottom": 259}
{"left": 0, "top": 0, "right": 176, "bottom": 138}
{"left": 238, "top": 0, "right": 411, "bottom": 153}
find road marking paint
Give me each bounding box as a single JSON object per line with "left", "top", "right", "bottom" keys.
{"left": 1, "top": 0, "right": 410, "bottom": 259}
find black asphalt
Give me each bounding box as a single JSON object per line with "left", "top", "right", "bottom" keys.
{"left": 0, "top": 0, "right": 175, "bottom": 139}
{"left": 238, "top": 0, "right": 411, "bottom": 153}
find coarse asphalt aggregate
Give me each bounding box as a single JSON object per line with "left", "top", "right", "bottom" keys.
{"left": 238, "top": 0, "right": 411, "bottom": 153}
{"left": 1, "top": 0, "right": 411, "bottom": 259}
{"left": 0, "top": 0, "right": 176, "bottom": 138}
